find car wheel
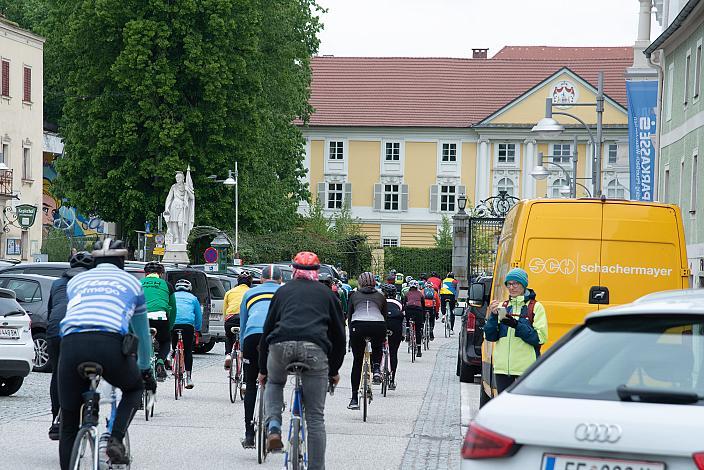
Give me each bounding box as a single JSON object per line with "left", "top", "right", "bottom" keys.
{"left": 456, "top": 355, "right": 461, "bottom": 377}
{"left": 459, "top": 358, "right": 475, "bottom": 383}
{"left": 33, "top": 332, "right": 51, "bottom": 373}
{"left": 0, "top": 376, "right": 24, "bottom": 396}
{"left": 193, "top": 339, "right": 216, "bottom": 354}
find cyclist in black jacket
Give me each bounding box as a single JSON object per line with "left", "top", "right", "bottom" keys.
{"left": 381, "top": 283, "right": 403, "bottom": 390}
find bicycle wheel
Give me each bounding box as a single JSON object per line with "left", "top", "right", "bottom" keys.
{"left": 381, "top": 360, "right": 388, "bottom": 397}
{"left": 144, "top": 390, "right": 150, "bottom": 421}
{"left": 173, "top": 351, "right": 180, "bottom": 400}
{"left": 123, "top": 429, "right": 131, "bottom": 469}
{"left": 256, "top": 386, "right": 266, "bottom": 464}
{"left": 229, "top": 360, "right": 236, "bottom": 403}
{"left": 237, "top": 355, "right": 245, "bottom": 400}
{"left": 290, "top": 418, "right": 301, "bottom": 470}
{"left": 362, "top": 362, "right": 369, "bottom": 422}
{"left": 69, "top": 426, "right": 96, "bottom": 470}
{"left": 445, "top": 311, "right": 451, "bottom": 337}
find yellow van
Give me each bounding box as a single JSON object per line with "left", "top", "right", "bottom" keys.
{"left": 472, "top": 198, "right": 690, "bottom": 405}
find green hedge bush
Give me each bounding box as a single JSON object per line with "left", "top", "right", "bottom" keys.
{"left": 383, "top": 247, "right": 452, "bottom": 279}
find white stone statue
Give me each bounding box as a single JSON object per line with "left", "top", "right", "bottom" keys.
{"left": 163, "top": 168, "right": 195, "bottom": 246}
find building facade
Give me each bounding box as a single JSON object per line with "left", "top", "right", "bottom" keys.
{"left": 299, "top": 48, "right": 632, "bottom": 248}
{"left": 0, "top": 17, "right": 44, "bottom": 260}
{"left": 647, "top": 0, "right": 704, "bottom": 286}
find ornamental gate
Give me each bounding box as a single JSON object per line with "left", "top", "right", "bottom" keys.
{"left": 467, "top": 192, "right": 519, "bottom": 279}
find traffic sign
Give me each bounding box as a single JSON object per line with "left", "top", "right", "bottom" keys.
{"left": 155, "top": 233, "right": 165, "bottom": 245}
{"left": 153, "top": 247, "right": 165, "bottom": 256}
{"left": 204, "top": 247, "right": 218, "bottom": 264}
{"left": 204, "top": 263, "right": 218, "bottom": 272}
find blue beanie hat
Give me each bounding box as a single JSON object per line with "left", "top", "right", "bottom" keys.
{"left": 505, "top": 268, "right": 528, "bottom": 288}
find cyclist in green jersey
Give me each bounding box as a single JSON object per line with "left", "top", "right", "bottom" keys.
{"left": 140, "top": 262, "right": 177, "bottom": 380}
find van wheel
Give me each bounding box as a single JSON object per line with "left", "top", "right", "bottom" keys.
{"left": 0, "top": 376, "right": 24, "bottom": 396}
{"left": 479, "top": 384, "right": 492, "bottom": 408}
{"left": 194, "top": 339, "right": 216, "bottom": 354}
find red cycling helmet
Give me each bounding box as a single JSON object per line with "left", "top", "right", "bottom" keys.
{"left": 292, "top": 251, "right": 320, "bottom": 270}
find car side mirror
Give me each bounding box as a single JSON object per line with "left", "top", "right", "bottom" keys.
{"left": 468, "top": 283, "right": 484, "bottom": 307}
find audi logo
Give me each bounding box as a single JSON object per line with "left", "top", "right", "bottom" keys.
{"left": 528, "top": 257, "right": 576, "bottom": 275}
{"left": 574, "top": 423, "right": 622, "bottom": 443}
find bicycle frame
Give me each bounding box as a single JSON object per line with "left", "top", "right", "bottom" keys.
{"left": 285, "top": 371, "right": 307, "bottom": 469}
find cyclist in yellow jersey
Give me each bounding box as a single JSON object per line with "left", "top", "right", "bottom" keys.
{"left": 223, "top": 271, "right": 252, "bottom": 369}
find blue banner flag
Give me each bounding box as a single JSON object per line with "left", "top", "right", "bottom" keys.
{"left": 626, "top": 80, "right": 658, "bottom": 201}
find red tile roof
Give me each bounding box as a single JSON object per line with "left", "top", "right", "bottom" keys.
{"left": 305, "top": 47, "right": 633, "bottom": 128}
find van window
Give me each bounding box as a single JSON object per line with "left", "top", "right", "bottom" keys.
{"left": 208, "top": 278, "right": 226, "bottom": 300}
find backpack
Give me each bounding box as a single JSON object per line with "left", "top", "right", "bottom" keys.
{"left": 423, "top": 287, "right": 435, "bottom": 307}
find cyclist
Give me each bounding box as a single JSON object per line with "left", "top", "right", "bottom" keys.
{"left": 172, "top": 279, "right": 202, "bottom": 389}
{"left": 440, "top": 272, "right": 459, "bottom": 333}
{"left": 422, "top": 281, "right": 440, "bottom": 340}
{"left": 223, "top": 271, "right": 252, "bottom": 369}
{"left": 381, "top": 283, "right": 403, "bottom": 390}
{"left": 239, "top": 264, "right": 283, "bottom": 449}
{"left": 140, "top": 261, "right": 177, "bottom": 380}
{"left": 347, "top": 271, "right": 388, "bottom": 410}
{"left": 258, "top": 251, "right": 345, "bottom": 470}
{"left": 46, "top": 251, "right": 93, "bottom": 440}
{"left": 428, "top": 271, "right": 442, "bottom": 292}
{"left": 394, "top": 271, "right": 404, "bottom": 291}
{"left": 57, "top": 239, "right": 155, "bottom": 469}
{"left": 400, "top": 276, "right": 413, "bottom": 301}
{"left": 338, "top": 271, "right": 352, "bottom": 295}
{"left": 402, "top": 280, "right": 425, "bottom": 358}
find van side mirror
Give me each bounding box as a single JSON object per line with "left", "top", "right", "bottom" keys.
{"left": 468, "top": 283, "right": 485, "bottom": 307}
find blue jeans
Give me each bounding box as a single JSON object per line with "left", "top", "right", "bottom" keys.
{"left": 265, "top": 341, "right": 329, "bottom": 470}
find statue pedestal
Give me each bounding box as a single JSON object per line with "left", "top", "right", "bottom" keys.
{"left": 163, "top": 244, "right": 190, "bottom": 264}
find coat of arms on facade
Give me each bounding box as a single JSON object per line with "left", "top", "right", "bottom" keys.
{"left": 551, "top": 80, "right": 579, "bottom": 108}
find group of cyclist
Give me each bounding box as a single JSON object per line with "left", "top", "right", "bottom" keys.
{"left": 44, "top": 237, "right": 456, "bottom": 470}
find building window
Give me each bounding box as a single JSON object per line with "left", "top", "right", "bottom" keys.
{"left": 685, "top": 51, "right": 691, "bottom": 106}
{"left": 692, "top": 154, "right": 698, "bottom": 213}
{"left": 22, "top": 147, "right": 30, "bottom": 179}
{"left": 384, "top": 184, "right": 399, "bottom": 211}
{"left": 441, "top": 143, "right": 457, "bottom": 162}
{"left": 552, "top": 143, "right": 572, "bottom": 163}
{"left": 1, "top": 60, "right": 8, "bottom": 97}
{"left": 327, "top": 183, "right": 343, "bottom": 210}
{"left": 1, "top": 142, "right": 8, "bottom": 167}
{"left": 608, "top": 144, "right": 618, "bottom": 164}
{"left": 666, "top": 63, "right": 674, "bottom": 121}
{"left": 440, "top": 185, "right": 456, "bottom": 212}
{"left": 382, "top": 237, "right": 399, "bottom": 247}
{"left": 497, "top": 177, "right": 515, "bottom": 196}
{"left": 679, "top": 160, "right": 685, "bottom": 207}
{"left": 385, "top": 142, "right": 400, "bottom": 161}
{"left": 497, "top": 143, "right": 516, "bottom": 164}
{"left": 696, "top": 43, "right": 702, "bottom": 99}
{"left": 23, "top": 66, "right": 31, "bottom": 102}
{"left": 328, "top": 141, "right": 343, "bottom": 160}
{"left": 551, "top": 178, "right": 569, "bottom": 198}
{"left": 606, "top": 180, "right": 625, "bottom": 199}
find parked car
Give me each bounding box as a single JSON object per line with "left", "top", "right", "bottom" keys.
{"left": 163, "top": 266, "right": 214, "bottom": 353}
{"left": 461, "top": 289, "right": 704, "bottom": 470}
{"left": 249, "top": 263, "right": 293, "bottom": 282}
{"left": 0, "top": 288, "right": 34, "bottom": 396}
{"left": 457, "top": 276, "right": 491, "bottom": 383}
{"left": 0, "top": 274, "right": 57, "bottom": 372}
{"left": 0, "top": 261, "right": 145, "bottom": 279}
{"left": 206, "top": 274, "right": 226, "bottom": 344}
{"left": 191, "top": 264, "right": 263, "bottom": 284}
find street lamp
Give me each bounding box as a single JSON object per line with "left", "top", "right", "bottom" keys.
{"left": 531, "top": 152, "right": 576, "bottom": 198}
{"left": 457, "top": 194, "right": 467, "bottom": 213}
{"left": 531, "top": 71, "right": 604, "bottom": 196}
{"left": 207, "top": 162, "right": 239, "bottom": 258}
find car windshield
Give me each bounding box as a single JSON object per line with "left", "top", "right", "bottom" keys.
{"left": 512, "top": 315, "right": 704, "bottom": 405}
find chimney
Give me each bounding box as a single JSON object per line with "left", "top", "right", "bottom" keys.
{"left": 472, "top": 48, "right": 488, "bottom": 59}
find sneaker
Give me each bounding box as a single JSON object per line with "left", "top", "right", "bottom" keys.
{"left": 185, "top": 372, "right": 194, "bottom": 389}
{"left": 372, "top": 365, "right": 381, "bottom": 384}
{"left": 347, "top": 397, "right": 360, "bottom": 410}
{"left": 106, "top": 436, "right": 129, "bottom": 464}
{"left": 224, "top": 354, "right": 232, "bottom": 370}
{"left": 416, "top": 346, "right": 422, "bottom": 358}
{"left": 388, "top": 381, "right": 396, "bottom": 391}
{"left": 241, "top": 434, "right": 255, "bottom": 449}
{"left": 48, "top": 422, "right": 60, "bottom": 441}
{"left": 267, "top": 428, "right": 283, "bottom": 453}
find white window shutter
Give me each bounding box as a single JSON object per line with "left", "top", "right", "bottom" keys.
{"left": 400, "top": 184, "right": 409, "bottom": 211}
{"left": 344, "top": 183, "right": 352, "bottom": 209}
{"left": 317, "top": 182, "right": 326, "bottom": 205}
{"left": 373, "top": 183, "right": 382, "bottom": 211}
{"left": 429, "top": 185, "right": 439, "bottom": 212}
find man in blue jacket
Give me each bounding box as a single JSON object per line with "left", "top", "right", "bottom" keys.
{"left": 239, "top": 264, "right": 282, "bottom": 448}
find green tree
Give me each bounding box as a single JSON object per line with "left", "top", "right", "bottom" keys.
{"left": 434, "top": 215, "right": 453, "bottom": 248}
{"left": 42, "top": 0, "right": 322, "bottom": 237}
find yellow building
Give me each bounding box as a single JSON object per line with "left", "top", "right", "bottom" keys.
{"left": 300, "top": 47, "right": 633, "bottom": 247}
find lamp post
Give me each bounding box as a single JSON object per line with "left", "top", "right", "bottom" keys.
{"left": 531, "top": 71, "right": 604, "bottom": 196}
{"left": 207, "top": 161, "right": 239, "bottom": 258}
{"left": 452, "top": 193, "right": 470, "bottom": 299}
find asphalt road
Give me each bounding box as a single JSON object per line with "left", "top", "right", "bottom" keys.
{"left": 1, "top": 322, "right": 471, "bottom": 469}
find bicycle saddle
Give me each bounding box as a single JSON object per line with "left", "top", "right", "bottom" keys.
{"left": 230, "top": 327, "right": 240, "bottom": 334}
{"left": 77, "top": 362, "right": 103, "bottom": 379}
{"left": 286, "top": 362, "right": 310, "bottom": 373}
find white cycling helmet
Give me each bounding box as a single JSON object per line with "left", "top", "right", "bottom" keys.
{"left": 409, "top": 280, "right": 419, "bottom": 289}
{"left": 175, "top": 279, "right": 192, "bottom": 292}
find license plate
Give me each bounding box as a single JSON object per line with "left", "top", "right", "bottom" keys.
{"left": 0, "top": 328, "right": 19, "bottom": 339}
{"left": 209, "top": 314, "right": 221, "bottom": 321}
{"left": 542, "top": 454, "right": 666, "bottom": 470}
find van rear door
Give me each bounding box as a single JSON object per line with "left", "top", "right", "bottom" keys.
{"left": 600, "top": 202, "right": 686, "bottom": 307}
{"left": 521, "top": 201, "right": 603, "bottom": 349}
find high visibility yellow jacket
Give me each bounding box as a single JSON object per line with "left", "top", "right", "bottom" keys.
{"left": 223, "top": 284, "right": 249, "bottom": 320}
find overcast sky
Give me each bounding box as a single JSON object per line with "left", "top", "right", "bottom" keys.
{"left": 315, "top": 0, "right": 662, "bottom": 58}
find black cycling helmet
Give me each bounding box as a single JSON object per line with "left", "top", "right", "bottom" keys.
{"left": 430, "top": 271, "right": 438, "bottom": 278}
{"left": 318, "top": 272, "right": 333, "bottom": 285}
{"left": 420, "top": 272, "right": 427, "bottom": 280}
{"left": 339, "top": 271, "right": 348, "bottom": 283}
{"left": 69, "top": 251, "right": 93, "bottom": 269}
{"left": 261, "top": 264, "right": 283, "bottom": 282}
{"left": 381, "top": 283, "right": 396, "bottom": 299}
{"left": 386, "top": 274, "right": 395, "bottom": 283}
{"left": 237, "top": 270, "right": 253, "bottom": 287}
{"left": 447, "top": 271, "right": 455, "bottom": 278}
{"left": 144, "top": 261, "right": 164, "bottom": 275}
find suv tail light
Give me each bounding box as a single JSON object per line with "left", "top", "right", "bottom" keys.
{"left": 466, "top": 312, "right": 476, "bottom": 333}
{"left": 462, "top": 423, "right": 518, "bottom": 459}
{"left": 694, "top": 452, "right": 704, "bottom": 469}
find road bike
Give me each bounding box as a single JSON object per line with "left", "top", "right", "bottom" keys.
{"left": 360, "top": 337, "right": 373, "bottom": 422}
{"left": 443, "top": 298, "right": 454, "bottom": 337}
{"left": 380, "top": 331, "right": 392, "bottom": 397}
{"left": 423, "top": 311, "right": 430, "bottom": 351}
{"left": 172, "top": 329, "right": 185, "bottom": 400}
{"left": 68, "top": 362, "right": 131, "bottom": 470}
{"left": 143, "top": 328, "right": 157, "bottom": 421}
{"left": 228, "top": 326, "right": 245, "bottom": 403}
{"left": 407, "top": 319, "right": 416, "bottom": 363}
{"left": 254, "top": 382, "right": 267, "bottom": 464}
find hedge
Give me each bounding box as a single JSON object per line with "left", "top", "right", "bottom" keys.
{"left": 383, "top": 247, "right": 452, "bottom": 279}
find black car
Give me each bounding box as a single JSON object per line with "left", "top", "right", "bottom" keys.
{"left": 456, "top": 275, "right": 492, "bottom": 383}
